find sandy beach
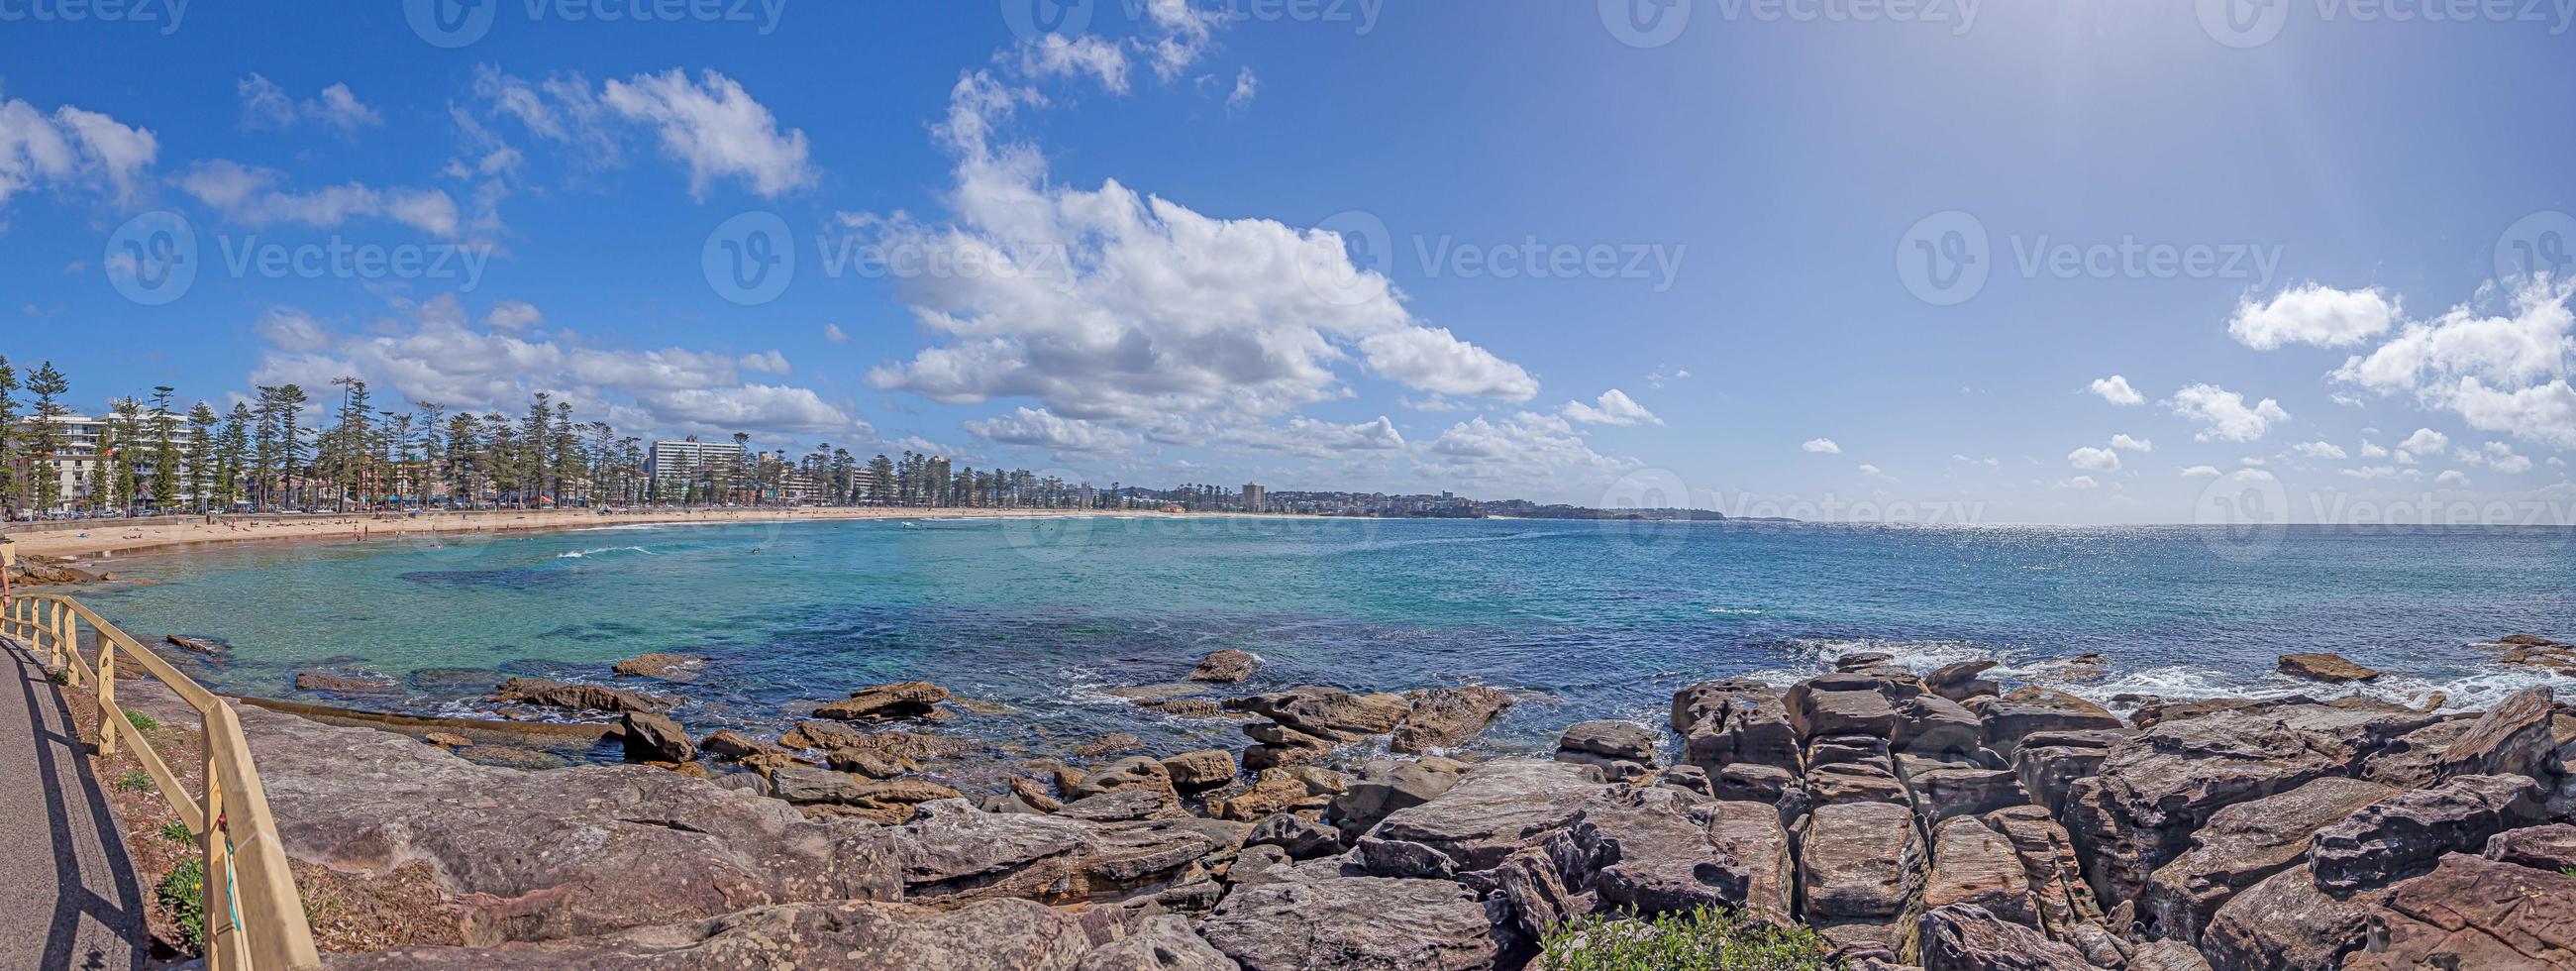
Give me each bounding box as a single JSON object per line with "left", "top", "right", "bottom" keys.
{"left": 6, "top": 505, "right": 1187, "bottom": 561}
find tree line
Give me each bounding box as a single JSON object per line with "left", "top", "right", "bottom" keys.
{"left": 0, "top": 355, "right": 1159, "bottom": 516}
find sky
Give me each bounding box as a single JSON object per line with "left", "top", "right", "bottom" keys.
{"left": 2, "top": 0, "right": 2573, "bottom": 523}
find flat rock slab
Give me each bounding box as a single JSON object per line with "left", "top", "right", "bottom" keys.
{"left": 1355, "top": 759, "right": 1603, "bottom": 876}
{"left": 1799, "top": 801, "right": 1924, "bottom": 922}
{"left": 2345, "top": 853, "right": 2576, "bottom": 971}
{"left": 2277, "top": 652, "right": 2379, "bottom": 683}
{"left": 1199, "top": 876, "right": 1503, "bottom": 971}
{"left": 2142, "top": 775, "right": 2396, "bottom": 940}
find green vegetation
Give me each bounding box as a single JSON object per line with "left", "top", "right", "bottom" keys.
{"left": 1538, "top": 909, "right": 1840, "bottom": 971}
{"left": 125, "top": 709, "right": 157, "bottom": 733}
{"left": 49, "top": 669, "right": 68, "bottom": 685}
{"left": 157, "top": 820, "right": 193, "bottom": 844}
{"left": 116, "top": 769, "right": 153, "bottom": 793}
{"left": 156, "top": 859, "right": 206, "bottom": 954}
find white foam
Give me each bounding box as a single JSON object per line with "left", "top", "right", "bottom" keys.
{"left": 556, "top": 545, "right": 658, "bottom": 559}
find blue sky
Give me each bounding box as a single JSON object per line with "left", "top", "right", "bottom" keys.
{"left": 3, "top": 0, "right": 2573, "bottom": 522}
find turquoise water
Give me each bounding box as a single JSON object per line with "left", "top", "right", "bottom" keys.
{"left": 73, "top": 517, "right": 2576, "bottom": 759}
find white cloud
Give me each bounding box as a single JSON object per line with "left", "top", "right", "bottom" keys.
{"left": 2088, "top": 375, "right": 2145, "bottom": 406}
{"left": 2331, "top": 278, "right": 2576, "bottom": 448}
{"left": 2110, "top": 433, "right": 2153, "bottom": 453}
{"left": 2435, "top": 469, "right": 2471, "bottom": 487}
{"left": 823, "top": 323, "right": 849, "bottom": 344}
{"left": 1018, "top": 36, "right": 1132, "bottom": 92}
{"left": 2458, "top": 441, "right": 2533, "bottom": 474}
{"left": 2067, "top": 446, "right": 2121, "bottom": 472}
{"left": 1561, "top": 388, "right": 1662, "bottom": 426}
{"left": 1859, "top": 464, "right": 1895, "bottom": 481}
{"left": 0, "top": 92, "right": 158, "bottom": 208}
{"left": 739, "top": 350, "right": 792, "bottom": 375}
{"left": 239, "top": 75, "right": 381, "bottom": 132}
{"left": 481, "top": 300, "right": 542, "bottom": 330}
{"left": 2339, "top": 465, "right": 2398, "bottom": 480}
{"left": 2290, "top": 441, "right": 2347, "bottom": 459}
{"left": 2232, "top": 468, "right": 2277, "bottom": 483}
{"left": 2169, "top": 382, "right": 2291, "bottom": 442}
{"left": 178, "top": 160, "right": 461, "bottom": 237}
{"left": 2239, "top": 456, "right": 2266, "bottom": 467}
{"left": 2226, "top": 282, "right": 2398, "bottom": 350}
{"left": 1227, "top": 66, "right": 1259, "bottom": 111}
{"left": 2179, "top": 465, "right": 2220, "bottom": 478}
{"left": 1644, "top": 366, "right": 1692, "bottom": 389}
{"left": 1801, "top": 437, "right": 1841, "bottom": 454}
{"left": 2398, "top": 427, "right": 2448, "bottom": 456}
{"left": 2059, "top": 476, "right": 2100, "bottom": 488}
{"left": 1420, "top": 411, "right": 1630, "bottom": 489}
{"left": 2359, "top": 440, "right": 2389, "bottom": 458}
{"left": 965, "top": 406, "right": 1144, "bottom": 456}
{"left": 599, "top": 68, "right": 816, "bottom": 199}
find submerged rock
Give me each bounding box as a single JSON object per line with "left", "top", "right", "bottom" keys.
{"left": 813, "top": 681, "right": 951, "bottom": 721}
{"left": 2277, "top": 651, "right": 2379, "bottom": 683}
{"left": 609, "top": 652, "right": 705, "bottom": 681}
{"left": 491, "top": 676, "right": 671, "bottom": 714}
{"left": 1187, "top": 649, "right": 1263, "bottom": 683}
{"left": 1391, "top": 686, "right": 1514, "bottom": 753}
{"left": 294, "top": 669, "right": 399, "bottom": 694}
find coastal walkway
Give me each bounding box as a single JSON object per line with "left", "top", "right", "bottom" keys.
{"left": 0, "top": 633, "right": 149, "bottom": 970}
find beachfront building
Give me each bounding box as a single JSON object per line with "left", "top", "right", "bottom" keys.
{"left": 9, "top": 413, "right": 109, "bottom": 513}
{"left": 643, "top": 438, "right": 747, "bottom": 504}
{"left": 1242, "top": 482, "right": 1266, "bottom": 512}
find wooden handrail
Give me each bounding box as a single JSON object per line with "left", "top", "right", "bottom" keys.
{"left": 3, "top": 593, "right": 321, "bottom": 970}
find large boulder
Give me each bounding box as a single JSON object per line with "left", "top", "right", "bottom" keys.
{"left": 1706, "top": 798, "right": 1799, "bottom": 926}
{"left": 2277, "top": 652, "right": 2379, "bottom": 683}
{"left": 891, "top": 800, "right": 1246, "bottom": 904}
{"left": 1354, "top": 759, "right": 1604, "bottom": 877}
{"left": 1904, "top": 762, "right": 2029, "bottom": 823}
{"left": 1785, "top": 673, "right": 1908, "bottom": 741}
{"left": 329, "top": 897, "right": 1237, "bottom": 970}
{"left": 1799, "top": 801, "right": 1925, "bottom": 928}
{"left": 234, "top": 701, "right": 898, "bottom": 945}
{"left": 1965, "top": 689, "right": 2122, "bottom": 758}
{"left": 1671, "top": 678, "right": 1801, "bottom": 773}
{"left": 1329, "top": 758, "right": 1467, "bottom": 841}
{"left": 1982, "top": 806, "right": 2103, "bottom": 938}
{"left": 618, "top": 711, "right": 695, "bottom": 764}
{"left": 1540, "top": 786, "right": 1787, "bottom": 922}
{"left": 1199, "top": 876, "right": 1506, "bottom": 971}
{"left": 2358, "top": 718, "right": 2480, "bottom": 789}
{"left": 491, "top": 676, "right": 671, "bottom": 714}
{"left": 2344, "top": 852, "right": 2576, "bottom": 970}
{"left": 1225, "top": 687, "right": 1410, "bottom": 742}
{"left": 1925, "top": 660, "right": 2002, "bottom": 701}
{"left": 2202, "top": 864, "right": 2388, "bottom": 971}
{"left": 1162, "top": 749, "right": 1240, "bottom": 794}
{"left": 2310, "top": 773, "right": 2546, "bottom": 894}
{"left": 813, "top": 681, "right": 950, "bottom": 721}
{"left": 1187, "top": 649, "right": 1263, "bottom": 683}
{"left": 1916, "top": 904, "right": 2102, "bottom": 971}
{"left": 1070, "top": 756, "right": 1180, "bottom": 802}
{"left": 609, "top": 652, "right": 705, "bottom": 681}
{"left": 2483, "top": 822, "right": 2576, "bottom": 872}
{"left": 2139, "top": 776, "right": 2397, "bottom": 941}
{"left": 1924, "top": 816, "right": 2040, "bottom": 928}
{"left": 1207, "top": 766, "right": 1351, "bottom": 822}
{"left": 1391, "top": 687, "right": 1514, "bottom": 753}
{"left": 2011, "top": 729, "right": 2129, "bottom": 815}
{"left": 1553, "top": 720, "right": 1660, "bottom": 778}
{"left": 2434, "top": 686, "right": 2554, "bottom": 780}
{"left": 1247, "top": 813, "right": 1341, "bottom": 860}
{"left": 1896, "top": 694, "right": 1987, "bottom": 757}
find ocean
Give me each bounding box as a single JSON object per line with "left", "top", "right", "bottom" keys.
{"left": 72, "top": 516, "right": 2576, "bottom": 761}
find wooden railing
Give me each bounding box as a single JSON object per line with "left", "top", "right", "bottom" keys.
{"left": 3, "top": 593, "right": 321, "bottom": 970}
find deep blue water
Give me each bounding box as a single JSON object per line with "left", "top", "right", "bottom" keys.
{"left": 72, "top": 516, "right": 2576, "bottom": 760}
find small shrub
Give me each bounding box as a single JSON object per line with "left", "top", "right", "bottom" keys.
{"left": 125, "top": 709, "right": 158, "bottom": 733}
{"left": 157, "top": 859, "right": 207, "bottom": 954}
{"left": 157, "top": 820, "right": 192, "bottom": 844}
{"left": 49, "top": 669, "right": 68, "bottom": 685}
{"left": 1538, "top": 908, "right": 1840, "bottom": 971}
{"left": 116, "top": 770, "right": 153, "bottom": 793}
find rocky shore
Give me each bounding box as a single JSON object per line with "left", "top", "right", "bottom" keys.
{"left": 83, "top": 639, "right": 2576, "bottom": 969}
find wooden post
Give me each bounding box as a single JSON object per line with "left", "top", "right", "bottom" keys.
{"left": 97, "top": 636, "right": 118, "bottom": 757}
{"left": 202, "top": 743, "right": 237, "bottom": 971}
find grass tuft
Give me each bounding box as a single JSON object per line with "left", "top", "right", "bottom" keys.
{"left": 157, "top": 859, "right": 207, "bottom": 955}
{"left": 1538, "top": 908, "right": 1840, "bottom": 971}
{"left": 125, "top": 709, "right": 157, "bottom": 733}
{"left": 157, "top": 820, "right": 193, "bottom": 844}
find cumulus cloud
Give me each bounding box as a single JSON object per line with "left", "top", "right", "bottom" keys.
{"left": 1227, "top": 66, "right": 1258, "bottom": 111}
{"left": 2398, "top": 427, "right": 2448, "bottom": 456}
{"left": 1859, "top": 464, "right": 1895, "bottom": 481}
{"left": 2226, "top": 282, "right": 2398, "bottom": 350}
{"left": 464, "top": 65, "right": 813, "bottom": 200}
{"left": 481, "top": 300, "right": 542, "bottom": 330}
{"left": 2290, "top": 440, "right": 2347, "bottom": 459}
{"left": 823, "top": 323, "right": 849, "bottom": 344}
{"left": 2110, "top": 434, "right": 2153, "bottom": 453}
{"left": 2088, "top": 375, "right": 2145, "bottom": 406}
{"left": 248, "top": 294, "right": 866, "bottom": 440}
{"left": 2232, "top": 468, "right": 2277, "bottom": 483}
{"left": 1801, "top": 437, "right": 1841, "bottom": 454}
{"left": 2434, "top": 469, "right": 2471, "bottom": 487}
{"left": 2059, "top": 476, "right": 2100, "bottom": 488}
{"left": 965, "top": 406, "right": 1145, "bottom": 456}
{"left": 239, "top": 75, "right": 381, "bottom": 132}
{"left": 2458, "top": 441, "right": 2532, "bottom": 474}
{"left": 2179, "top": 465, "right": 2220, "bottom": 478}
{"left": 2067, "top": 446, "right": 2121, "bottom": 472}
{"left": 2331, "top": 278, "right": 2576, "bottom": 448}
{"left": 2339, "top": 465, "right": 2398, "bottom": 480}
{"left": 1561, "top": 388, "right": 1661, "bottom": 426}
{"left": 0, "top": 91, "right": 158, "bottom": 208}
{"left": 178, "top": 160, "right": 460, "bottom": 237}
{"left": 2358, "top": 440, "right": 2389, "bottom": 458}
{"left": 2169, "top": 382, "right": 2291, "bottom": 442}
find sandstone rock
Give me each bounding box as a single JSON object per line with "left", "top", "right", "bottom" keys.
{"left": 293, "top": 669, "right": 398, "bottom": 694}
{"left": 1356, "top": 759, "right": 1603, "bottom": 876}
{"left": 2126, "top": 939, "right": 2213, "bottom": 971}
{"left": 695, "top": 729, "right": 777, "bottom": 761}
{"left": 1541, "top": 785, "right": 1781, "bottom": 921}
{"left": 1965, "top": 689, "right": 2123, "bottom": 758}
{"left": 2310, "top": 773, "right": 2545, "bottom": 894}
{"left": 1926, "top": 660, "right": 2003, "bottom": 701}
{"left": 1070, "top": 756, "right": 1180, "bottom": 801}
{"left": 2357, "top": 718, "right": 2478, "bottom": 789}
{"left": 1240, "top": 720, "right": 1334, "bottom": 772}
{"left": 2344, "top": 852, "right": 2576, "bottom": 970}
{"left": 1671, "top": 678, "right": 1801, "bottom": 773}
{"left": 1162, "top": 749, "right": 1239, "bottom": 793}
{"left": 2278, "top": 651, "right": 2379, "bottom": 683}
{"left": 618, "top": 711, "right": 695, "bottom": 764}
{"left": 1329, "top": 758, "right": 1467, "bottom": 841}
{"left": 1982, "top": 806, "right": 2102, "bottom": 938}
{"left": 421, "top": 731, "right": 470, "bottom": 747}
{"left": 813, "top": 681, "right": 950, "bottom": 721}
{"left": 1808, "top": 733, "right": 1894, "bottom": 768}
{"left": 1011, "top": 777, "right": 1065, "bottom": 812}
{"left": 1248, "top": 812, "right": 1341, "bottom": 860}
{"left": 1786, "top": 674, "right": 1907, "bottom": 741}
{"left": 1187, "top": 649, "right": 1262, "bottom": 683}
{"left": 1391, "top": 686, "right": 1514, "bottom": 753}
{"left": 775, "top": 719, "right": 974, "bottom": 763}
{"left": 2483, "top": 822, "right": 2576, "bottom": 872}
{"left": 165, "top": 633, "right": 226, "bottom": 653}
{"left": 1904, "top": 763, "right": 2029, "bottom": 823}
{"left": 2434, "top": 686, "right": 2554, "bottom": 780}
{"left": 1140, "top": 699, "right": 1226, "bottom": 718}
{"left": 1711, "top": 763, "right": 1795, "bottom": 806}
{"left": 1058, "top": 788, "right": 1187, "bottom": 822}
{"left": 1554, "top": 720, "right": 1659, "bottom": 777}
{"left": 233, "top": 701, "right": 899, "bottom": 945}
{"left": 1800, "top": 800, "right": 1925, "bottom": 924}
{"left": 1209, "top": 766, "right": 1351, "bottom": 822}
{"left": 330, "top": 897, "right": 1227, "bottom": 970}
{"left": 1916, "top": 904, "right": 2101, "bottom": 971}
{"left": 2140, "top": 775, "right": 2397, "bottom": 941}
{"left": 1896, "top": 694, "right": 1986, "bottom": 757}
{"left": 1199, "top": 876, "right": 1505, "bottom": 971}
{"left": 893, "top": 799, "right": 1246, "bottom": 904}
{"left": 770, "top": 766, "right": 962, "bottom": 821}
{"left": 491, "top": 676, "right": 671, "bottom": 714}
{"left": 2010, "top": 729, "right": 2127, "bottom": 815}
{"left": 609, "top": 652, "right": 704, "bottom": 681}
{"left": 2202, "top": 863, "right": 2387, "bottom": 971}
{"left": 1803, "top": 760, "right": 1908, "bottom": 806}
{"left": 1226, "top": 686, "right": 1410, "bottom": 742}
{"left": 1074, "top": 732, "right": 1145, "bottom": 757}
{"left": 1925, "top": 816, "right": 2040, "bottom": 928}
